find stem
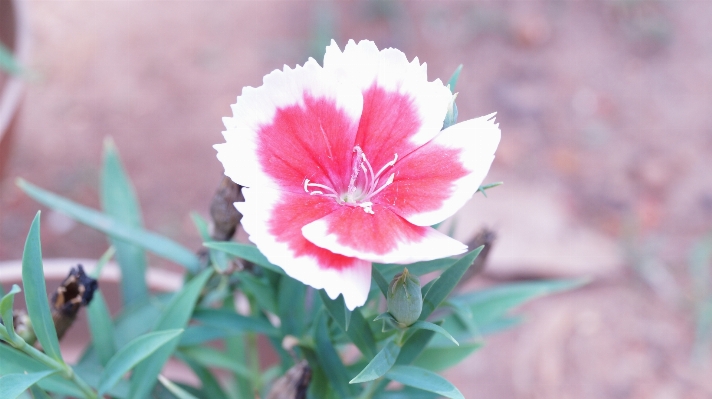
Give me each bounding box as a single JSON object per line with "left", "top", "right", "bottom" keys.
{"left": 1, "top": 325, "right": 98, "bottom": 399}
{"left": 357, "top": 378, "right": 382, "bottom": 399}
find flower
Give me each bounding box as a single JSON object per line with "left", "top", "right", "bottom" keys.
{"left": 215, "top": 40, "right": 500, "bottom": 310}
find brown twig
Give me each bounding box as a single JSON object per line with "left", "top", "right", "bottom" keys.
{"left": 265, "top": 360, "right": 311, "bottom": 399}
{"left": 50, "top": 264, "right": 98, "bottom": 341}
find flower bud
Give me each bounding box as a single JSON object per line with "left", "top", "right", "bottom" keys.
{"left": 387, "top": 268, "right": 422, "bottom": 327}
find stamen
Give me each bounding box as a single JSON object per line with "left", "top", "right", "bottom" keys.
{"left": 348, "top": 146, "right": 364, "bottom": 198}
{"left": 303, "top": 178, "right": 310, "bottom": 193}
{"left": 359, "top": 202, "right": 375, "bottom": 215}
{"left": 368, "top": 173, "right": 395, "bottom": 198}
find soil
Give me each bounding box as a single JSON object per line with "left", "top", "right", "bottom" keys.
{"left": 1, "top": 1, "right": 712, "bottom": 397}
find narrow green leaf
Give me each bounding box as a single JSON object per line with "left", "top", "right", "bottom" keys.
{"left": 98, "top": 329, "right": 184, "bottom": 395}
{"left": 179, "top": 325, "right": 232, "bottom": 346}
{"left": 318, "top": 290, "right": 376, "bottom": 358}
{"left": 192, "top": 308, "right": 279, "bottom": 336}
{"left": 238, "top": 273, "right": 278, "bottom": 314}
{"left": 179, "top": 346, "right": 252, "bottom": 378}
{"left": 314, "top": 312, "right": 353, "bottom": 397}
{"left": 412, "top": 342, "right": 483, "bottom": 372}
{"left": 278, "top": 275, "right": 306, "bottom": 336}
{"left": 451, "top": 278, "right": 587, "bottom": 327}
{"left": 378, "top": 258, "right": 456, "bottom": 282}
{"left": 396, "top": 329, "right": 435, "bottom": 366}
{"left": 447, "top": 64, "right": 463, "bottom": 93}
{"left": 203, "top": 241, "right": 284, "bottom": 274}
{"left": 420, "top": 246, "right": 483, "bottom": 321}
{"left": 0, "top": 345, "right": 83, "bottom": 397}
{"left": 158, "top": 375, "right": 199, "bottom": 399}
{"left": 128, "top": 269, "right": 212, "bottom": 398}
{"left": 86, "top": 291, "right": 116, "bottom": 366}
{"left": 386, "top": 365, "right": 464, "bottom": 399}
{"left": 90, "top": 246, "right": 116, "bottom": 279}
{"left": 350, "top": 340, "right": 400, "bottom": 384}
{"left": 28, "top": 385, "right": 54, "bottom": 399}
{"left": 21, "top": 212, "right": 63, "bottom": 362}
{"left": 0, "top": 284, "right": 21, "bottom": 340}
{"left": 405, "top": 321, "right": 458, "bottom": 346}
{"left": 0, "top": 371, "right": 57, "bottom": 399}
{"left": 344, "top": 301, "right": 352, "bottom": 331}
{"left": 113, "top": 296, "right": 169, "bottom": 347}
{"left": 0, "top": 283, "right": 5, "bottom": 297}
{"left": 372, "top": 267, "right": 389, "bottom": 297}
{"left": 373, "top": 386, "right": 439, "bottom": 399}
{"left": 101, "top": 138, "right": 149, "bottom": 306}
{"left": 177, "top": 355, "right": 230, "bottom": 399}
{"left": 17, "top": 179, "right": 200, "bottom": 272}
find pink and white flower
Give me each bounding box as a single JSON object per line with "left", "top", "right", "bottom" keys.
{"left": 215, "top": 40, "right": 500, "bottom": 310}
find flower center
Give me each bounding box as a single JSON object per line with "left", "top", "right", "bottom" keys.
{"left": 303, "top": 146, "right": 397, "bottom": 214}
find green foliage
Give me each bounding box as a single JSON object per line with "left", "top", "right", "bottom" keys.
{"left": 1, "top": 141, "right": 584, "bottom": 399}
{"left": 21, "top": 213, "right": 64, "bottom": 363}
{"left": 0, "top": 371, "right": 57, "bottom": 399}
{"left": 100, "top": 138, "right": 149, "bottom": 306}
{"left": 97, "top": 329, "right": 183, "bottom": 395}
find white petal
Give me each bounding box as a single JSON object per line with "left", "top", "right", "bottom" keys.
{"left": 405, "top": 113, "right": 501, "bottom": 226}
{"left": 301, "top": 206, "right": 468, "bottom": 264}
{"left": 324, "top": 39, "right": 451, "bottom": 149}
{"left": 216, "top": 57, "right": 363, "bottom": 191}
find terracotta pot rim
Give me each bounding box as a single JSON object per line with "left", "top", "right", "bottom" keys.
{"left": 0, "top": 258, "right": 184, "bottom": 292}
{"left": 0, "top": 0, "right": 31, "bottom": 139}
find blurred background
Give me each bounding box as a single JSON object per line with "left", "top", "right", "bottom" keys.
{"left": 1, "top": 0, "right": 712, "bottom": 397}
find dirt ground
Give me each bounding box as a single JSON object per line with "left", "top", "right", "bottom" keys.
{"left": 1, "top": 1, "right": 712, "bottom": 398}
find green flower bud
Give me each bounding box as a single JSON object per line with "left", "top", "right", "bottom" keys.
{"left": 387, "top": 268, "right": 422, "bottom": 327}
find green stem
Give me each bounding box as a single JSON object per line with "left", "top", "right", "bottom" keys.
{"left": 357, "top": 378, "right": 383, "bottom": 399}
{"left": 1, "top": 325, "right": 98, "bottom": 399}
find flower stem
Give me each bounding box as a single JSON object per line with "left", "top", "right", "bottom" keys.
{"left": 1, "top": 325, "right": 98, "bottom": 399}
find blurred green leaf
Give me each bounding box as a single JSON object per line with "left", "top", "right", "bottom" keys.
{"left": 191, "top": 213, "right": 231, "bottom": 273}
{"left": 86, "top": 291, "right": 116, "bottom": 367}
{"left": 396, "top": 329, "right": 435, "bottom": 366}
{"left": 411, "top": 342, "right": 482, "bottom": 372}
{"left": 0, "top": 42, "right": 22, "bottom": 75}
{"left": 278, "top": 275, "right": 306, "bottom": 336}
{"left": 158, "top": 375, "right": 199, "bottom": 399}
{"left": 318, "top": 290, "right": 376, "bottom": 358}
{"left": 101, "top": 138, "right": 149, "bottom": 306}
{"left": 372, "top": 267, "right": 389, "bottom": 297}
{"left": 420, "top": 247, "right": 483, "bottom": 321}
{"left": 377, "top": 258, "right": 455, "bottom": 282}
{"left": 113, "top": 297, "right": 168, "bottom": 347}
{"left": 21, "top": 212, "right": 63, "bottom": 363}
{"left": 178, "top": 325, "right": 232, "bottom": 346}
{"left": 239, "top": 273, "right": 278, "bottom": 314}
{"left": 204, "top": 242, "right": 283, "bottom": 274}
{"left": 449, "top": 278, "right": 586, "bottom": 327}
{"left": 404, "top": 321, "right": 458, "bottom": 346}
{"left": 447, "top": 64, "right": 463, "bottom": 93}
{"left": 386, "top": 365, "right": 464, "bottom": 399}
{"left": 179, "top": 346, "right": 252, "bottom": 379}
{"left": 28, "top": 385, "right": 53, "bottom": 399}
{"left": 17, "top": 179, "right": 200, "bottom": 272}
{"left": 129, "top": 269, "right": 212, "bottom": 398}
{"left": 98, "top": 329, "right": 184, "bottom": 395}
{"left": 192, "top": 308, "right": 279, "bottom": 337}
{"left": 0, "top": 345, "right": 84, "bottom": 398}
{"left": 177, "top": 355, "right": 230, "bottom": 399}
{"left": 313, "top": 312, "right": 353, "bottom": 397}
{"left": 350, "top": 340, "right": 400, "bottom": 384}
{"left": 373, "top": 386, "right": 439, "bottom": 399}
{"left": 0, "top": 284, "right": 21, "bottom": 341}
{"left": 0, "top": 371, "right": 57, "bottom": 399}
